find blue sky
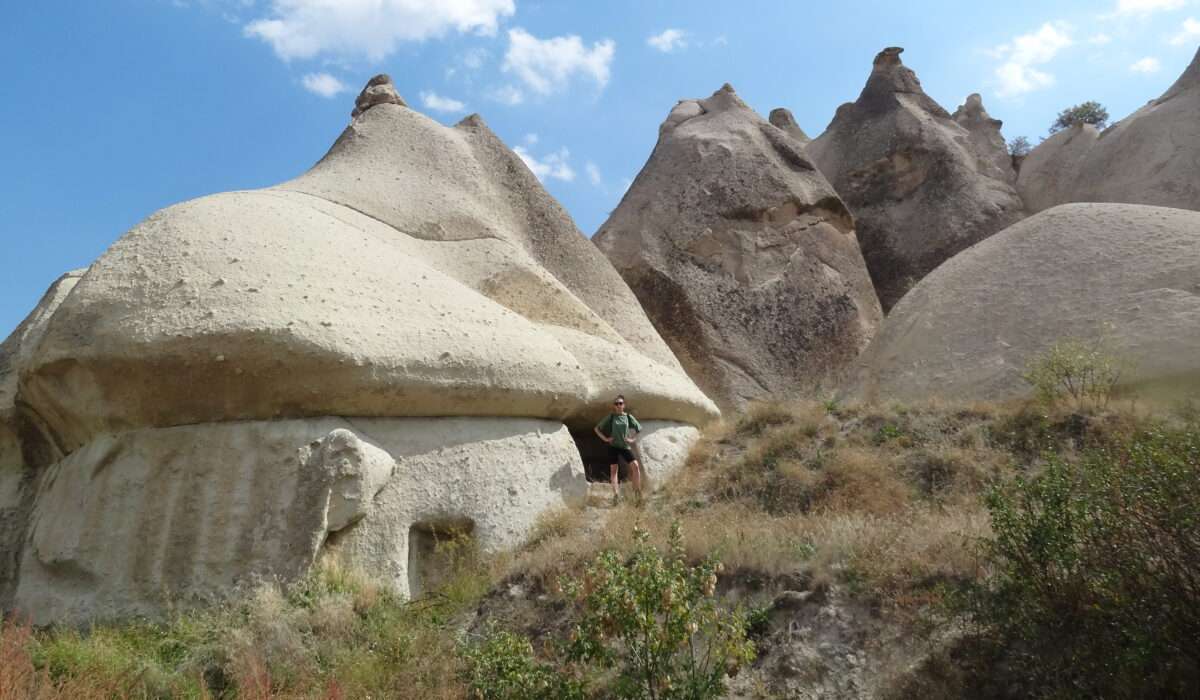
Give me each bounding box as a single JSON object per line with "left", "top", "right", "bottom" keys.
{"left": 2, "top": 0, "right": 1198, "bottom": 338}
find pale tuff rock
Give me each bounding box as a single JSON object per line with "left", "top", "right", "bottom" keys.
{"left": 1017, "top": 47, "right": 1200, "bottom": 213}
{"left": 808, "top": 47, "right": 1025, "bottom": 310}
{"left": 952, "top": 93, "right": 1014, "bottom": 183}
{"left": 769, "top": 108, "right": 810, "bottom": 144}
{"left": 594, "top": 84, "right": 881, "bottom": 411}
{"left": 1015, "top": 124, "right": 1099, "bottom": 213}
{"left": 351, "top": 73, "right": 406, "bottom": 119}
{"left": 844, "top": 203, "right": 1200, "bottom": 403}
{"left": 7, "top": 76, "right": 715, "bottom": 622}
{"left": 0, "top": 270, "right": 83, "bottom": 611}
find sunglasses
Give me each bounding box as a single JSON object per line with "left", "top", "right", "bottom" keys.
{"left": 614, "top": 401, "right": 625, "bottom": 405}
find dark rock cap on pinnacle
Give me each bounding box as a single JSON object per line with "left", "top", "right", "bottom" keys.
{"left": 351, "top": 74, "right": 406, "bottom": 119}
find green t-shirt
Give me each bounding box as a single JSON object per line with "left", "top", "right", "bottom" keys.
{"left": 597, "top": 412, "right": 641, "bottom": 449}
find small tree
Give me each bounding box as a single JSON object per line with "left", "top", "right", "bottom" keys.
{"left": 1023, "top": 337, "right": 1127, "bottom": 410}
{"left": 1007, "top": 136, "right": 1032, "bottom": 157}
{"left": 1049, "top": 101, "right": 1109, "bottom": 134}
{"left": 463, "top": 523, "right": 755, "bottom": 700}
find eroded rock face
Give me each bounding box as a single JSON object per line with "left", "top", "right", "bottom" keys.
{"left": 769, "top": 108, "right": 810, "bottom": 144}
{"left": 0, "top": 271, "right": 83, "bottom": 610}
{"left": 1017, "top": 47, "right": 1200, "bottom": 213}
{"left": 844, "top": 203, "right": 1200, "bottom": 403}
{"left": 594, "top": 85, "right": 882, "bottom": 410}
{"left": 7, "top": 76, "right": 716, "bottom": 622}
{"left": 808, "top": 48, "right": 1025, "bottom": 310}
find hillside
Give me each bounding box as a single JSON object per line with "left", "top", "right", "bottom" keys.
{"left": 4, "top": 394, "right": 1196, "bottom": 698}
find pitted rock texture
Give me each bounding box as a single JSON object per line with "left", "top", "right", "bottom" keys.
{"left": 808, "top": 48, "right": 1025, "bottom": 310}
{"left": 843, "top": 203, "right": 1200, "bottom": 403}
{"left": 0, "top": 270, "right": 83, "bottom": 610}
{"left": 6, "top": 77, "right": 716, "bottom": 622}
{"left": 14, "top": 417, "right": 586, "bottom": 624}
{"left": 1017, "top": 47, "right": 1200, "bottom": 213}
{"left": 769, "top": 108, "right": 810, "bottom": 144}
{"left": 594, "top": 85, "right": 881, "bottom": 411}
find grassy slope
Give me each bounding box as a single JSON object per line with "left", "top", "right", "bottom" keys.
{"left": 0, "top": 398, "right": 1186, "bottom": 698}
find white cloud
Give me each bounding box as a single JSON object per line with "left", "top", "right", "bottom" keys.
{"left": 523, "top": 133, "right": 539, "bottom": 145}
{"left": 1170, "top": 16, "right": 1200, "bottom": 43}
{"left": 419, "top": 91, "right": 467, "bottom": 112}
{"left": 514, "top": 146, "right": 575, "bottom": 182}
{"left": 502, "top": 28, "right": 615, "bottom": 95}
{"left": 244, "top": 0, "right": 516, "bottom": 61}
{"left": 991, "top": 23, "right": 1074, "bottom": 97}
{"left": 1088, "top": 33, "right": 1113, "bottom": 44}
{"left": 1113, "top": 0, "right": 1185, "bottom": 15}
{"left": 489, "top": 84, "right": 524, "bottom": 105}
{"left": 1130, "top": 56, "right": 1163, "bottom": 72}
{"left": 647, "top": 28, "right": 687, "bottom": 53}
{"left": 586, "top": 161, "right": 602, "bottom": 187}
{"left": 301, "top": 71, "right": 348, "bottom": 97}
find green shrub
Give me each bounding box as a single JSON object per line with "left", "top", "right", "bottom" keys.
{"left": 460, "top": 626, "right": 586, "bottom": 700}
{"left": 1049, "top": 100, "right": 1109, "bottom": 133}
{"left": 465, "top": 523, "right": 755, "bottom": 699}
{"left": 969, "top": 426, "right": 1200, "bottom": 695}
{"left": 1023, "top": 338, "right": 1126, "bottom": 410}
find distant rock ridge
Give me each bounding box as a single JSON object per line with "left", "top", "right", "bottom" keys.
{"left": 1017, "top": 46, "right": 1200, "bottom": 213}
{"left": 808, "top": 47, "right": 1025, "bottom": 310}
{"left": 595, "top": 84, "right": 882, "bottom": 410}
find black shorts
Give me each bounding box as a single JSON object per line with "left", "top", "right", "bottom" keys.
{"left": 607, "top": 446, "right": 636, "bottom": 464}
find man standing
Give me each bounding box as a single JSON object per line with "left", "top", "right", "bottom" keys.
{"left": 594, "top": 394, "right": 643, "bottom": 504}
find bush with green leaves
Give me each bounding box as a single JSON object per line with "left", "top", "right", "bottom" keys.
{"left": 1007, "top": 135, "right": 1032, "bottom": 157}
{"left": 464, "top": 523, "right": 755, "bottom": 700}
{"left": 1022, "top": 338, "right": 1126, "bottom": 409}
{"left": 1049, "top": 100, "right": 1109, "bottom": 133}
{"left": 970, "top": 426, "right": 1200, "bottom": 695}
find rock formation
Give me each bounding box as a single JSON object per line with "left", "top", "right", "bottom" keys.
{"left": 952, "top": 93, "right": 1014, "bottom": 183}
{"left": 594, "top": 85, "right": 882, "bottom": 411}
{"left": 0, "top": 270, "right": 83, "bottom": 611}
{"left": 5, "top": 76, "right": 718, "bottom": 623}
{"left": 768, "top": 108, "right": 810, "bottom": 144}
{"left": 807, "top": 47, "right": 1025, "bottom": 310}
{"left": 844, "top": 203, "right": 1200, "bottom": 402}
{"left": 1014, "top": 124, "right": 1099, "bottom": 213}
{"left": 1017, "top": 47, "right": 1200, "bottom": 213}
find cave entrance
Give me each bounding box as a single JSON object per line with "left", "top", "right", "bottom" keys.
{"left": 568, "top": 426, "right": 632, "bottom": 483}
{"left": 407, "top": 517, "right": 475, "bottom": 599}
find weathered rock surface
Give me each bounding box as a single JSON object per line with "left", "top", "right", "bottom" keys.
{"left": 1, "top": 270, "right": 83, "bottom": 610}
{"left": 768, "top": 108, "right": 810, "bottom": 144}
{"left": 1014, "top": 124, "right": 1100, "bottom": 213}
{"left": 8, "top": 75, "right": 716, "bottom": 622}
{"left": 1017, "top": 47, "right": 1200, "bottom": 213}
{"left": 351, "top": 73, "right": 406, "bottom": 119}
{"left": 844, "top": 203, "right": 1200, "bottom": 402}
{"left": 808, "top": 48, "right": 1025, "bottom": 310}
{"left": 952, "top": 93, "right": 1014, "bottom": 183}
{"left": 594, "top": 85, "right": 882, "bottom": 410}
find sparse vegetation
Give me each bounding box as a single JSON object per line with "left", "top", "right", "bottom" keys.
{"left": 1023, "top": 337, "right": 1127, "bottom": 410}
{"left": 968, "top": 425, "right": 1200, "bottom": 696}
{"left": 3, "top": 394, "right": 1197, "bottom": 698}
{"left": 1007, "top": 135, "right": 1031, "bottom": 157}
{"left": 1049, "top": 100, "right": 1109, "bottom": 133}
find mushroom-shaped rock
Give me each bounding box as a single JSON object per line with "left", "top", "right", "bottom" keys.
{"left": 1017, "top": 47, "right": 1200, "bottom": 213}
{"left": 351, "top": 73, "right": 406, "bottom": 118}
{"left": 594, "top": 85, "right": 882, "bottom": 411}
{"left": 808, "top": 48, "right": 1026, "bottom": 310}
{"left": 952, "top": 93, "right": 1015, "bottom": 183}
{"left": 843, "top": 203, "right": 1200, "bottom": 403}
{"left": 8, "top": 77, "right": 717, "bottom": 622}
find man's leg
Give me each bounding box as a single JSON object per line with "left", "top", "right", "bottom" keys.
{"left": 609, "top": 462, "right": 620, "bottom": 499}
{"left": 628, "top": 459, "right": 643, "bottom": 498}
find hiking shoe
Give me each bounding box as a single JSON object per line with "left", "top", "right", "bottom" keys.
{"left": 612, "top": 493, "right": 621, "bottom": 507}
